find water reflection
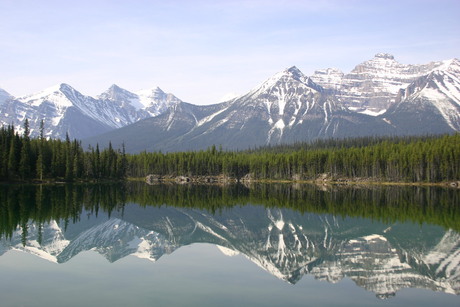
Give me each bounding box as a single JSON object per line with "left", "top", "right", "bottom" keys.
{"left": 0, "top": 183, "right": 459, "bottom": 299}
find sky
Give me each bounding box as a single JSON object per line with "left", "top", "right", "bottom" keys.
{"left": 0, "top": 0, "right": 459, "bottom": 105}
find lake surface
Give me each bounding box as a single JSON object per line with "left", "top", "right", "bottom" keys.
{"left": 0, "top": 182, "right": 459, "bottom": 306}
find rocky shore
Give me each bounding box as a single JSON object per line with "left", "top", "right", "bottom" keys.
{"left": 145, "top": 173, "right": 460, "bottom": 188}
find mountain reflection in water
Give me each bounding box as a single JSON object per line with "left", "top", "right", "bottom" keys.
{"left": 0, "top": 182, "right": 459, "bottom": 299}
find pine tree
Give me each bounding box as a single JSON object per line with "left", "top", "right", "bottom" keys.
{"left": 36, "top": 120, "right": 45, "bottom": 181}
{"left": 19, "top": 119, "right": 31, "bottom": 180}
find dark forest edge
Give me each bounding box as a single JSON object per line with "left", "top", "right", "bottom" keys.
{"left": 1, "top": 120, "right": 459, "bottom": 184}
{"left": 128, "top": 133, "right": 460, "bottom": 185}
{"left": 0, "top": 182, "right": 459, "bottom": 243}
{"left": 0, "top": 120, "right": 127, "bottom": 182}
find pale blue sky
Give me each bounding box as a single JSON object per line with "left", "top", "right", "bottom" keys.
{"left": 0, "top": 0, "right": 459, "bottom": 104}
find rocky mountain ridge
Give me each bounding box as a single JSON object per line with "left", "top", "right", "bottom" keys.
{"left": 311, "top": 53, "right": 452, "bottom": 111}
{"left": 1, "top": 53, "right": 459, "bottom": 149}
{"left": 0, "top": 83, "right": 182, "bottom": 139}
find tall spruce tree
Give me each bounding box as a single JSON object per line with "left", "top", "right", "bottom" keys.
{"left": 19, "top": 119, "right": 31, "bottom": 180}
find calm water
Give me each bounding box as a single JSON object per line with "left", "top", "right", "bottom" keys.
{"left": 0, "top": 182, "right": 459, "bottom": 306}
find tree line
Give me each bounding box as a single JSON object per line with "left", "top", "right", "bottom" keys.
{"left": 127, "top": 134, "right": 459, "bottom": 182}
{"left": 0, "top": 121, "right": 127, "bottom": 182}
{"left": 1, "top": 120, "right": 459, "bottom": 183}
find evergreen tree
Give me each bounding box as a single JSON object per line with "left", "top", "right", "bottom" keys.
{"left": 19, "top": 120, "right": 32, "bottom": 180}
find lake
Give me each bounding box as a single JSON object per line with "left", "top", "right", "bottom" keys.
{"left": 0, "top": 182, "right": 459, "bottom": 306}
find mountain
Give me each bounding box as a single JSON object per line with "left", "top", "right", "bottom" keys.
{"left": 86, "top": 66, "right": 394, "bottom": 152}
{"left": 1, "top": 84, "right": 119, "bottom": 139}
{"left": 0, "top": 88, "right": 13, "bottom": 105}
{"left": 88, "top": 55, "right": 460, "bottom": 153}
{"left": 311, "top": 53, "right": 447, "bottom": 113}
{"left": 97, "top": 85, "right": 182, "bottom": 118}
{"left": 83, "top": 100, "right": 229, "bottom": 152}
{"left": 383, "top": 59, "right": 460, "bottom": 134}
{"left": 2, "top": 53, "right": 459, "bottom": 147}
{"left": 57, "top": 217, "right": 177, "bottom": 263}
{"left": 0, "top": 84, "right": 182, "bottom": 140}
{"left": 2, "top": 204, "right": 459, "bottom": 298}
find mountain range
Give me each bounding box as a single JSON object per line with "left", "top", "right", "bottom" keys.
{"left": 0, "top": 83, "right": 182, "bottom": 140}
{"left": 1, "top": 53, "right": 459, "bottom": 152}
{"left": 1, "top": 203, "right": 459, "bottom": 298}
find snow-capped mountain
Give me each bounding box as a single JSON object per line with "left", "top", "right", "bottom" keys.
{"left": 1, "top": 204, "right": 459, "bottom": 298}
{"left": 86, "top": 66, "right": 394, "bottom": 152}
{"left": 57, "top": 217, "right": 177, "bottom": 263}
{"left": 2, "top": 53, "right": 459, "bottom": 146}
{"left": 97, "top": 85, "right": 182, "bottom": 118}
{"left": 311, "top": 53, "right": 448, "bottom": 113}
{"left": 0, "top": 220, "right": 69, "bottom": 263}
{"left": 0, "top": 84, "right": 182, "bottom": 139}
{"left": 383, "top": 59, "right": 460, "bottom": 134}
{"left": 1, "top": 84, "right": 117, "bottom": 139}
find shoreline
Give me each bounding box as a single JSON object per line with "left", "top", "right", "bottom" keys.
{"left": 1, "top": 176, "right": 458, "bottom": 188}
{"left": 142, "top": 174, "right": 460, "bottom": 188}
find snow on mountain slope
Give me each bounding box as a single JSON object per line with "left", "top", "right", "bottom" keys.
{"left": 2, "top": 53, "right": 459, "bottom": 144}
{"left": 97, "top": 84, "right": 143, "bottom": 118}
{"left": 18, "top": 84, "right": 75, "bottom": 108}
{"left": 1, "top": 204, "right": 459, "bottom": 298}
{"left": 88, "top": 65, "right": 395, "bottom": 152}
{"left": 0, "top": 221, "right": 69, "bottom": 263}
{"left": 311, "top": 233, "right": 458, "bottom": 298}
{"left": 311, "top": 53, "right": 447, "bottom": 112}
{"left": 310, "top": 68, "right": 344, "bottom": 91}
{"left": 8, "top": 83, "right": 128, "bottom": 139}
{"left": 135, "top": 86, "right": 182, "bottom": 116}
{"left": 0, "top": 83, "right": 182, "bottom": 140}
{"left": 57, "top": 218, "right": 177, "bottom": 263}
{"left": 383, "top": 59, "right": 460, "bottom": 134}
{"left": 98, "top": 85, "right": 182, "bottom": 118}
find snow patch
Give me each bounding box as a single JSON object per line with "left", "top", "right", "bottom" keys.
{"left": 274, "top": 119, "right": 285, "bottom": 130}
{"left": 196, "top": 222, "right": 227, "bottom": 242}
{"left": 275, "top": 220, "right": 285, "bottom": 231}
{"left": 362, "top": 234, "right": 387, "bottom": 242}
{"left": 217, "top": 245, "right": 239, "bottom": 257}
{"left": 348, "top": 106, "right": 387, "bottom": 116}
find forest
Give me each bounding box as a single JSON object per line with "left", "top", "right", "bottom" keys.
{"left": 0, "top": 121, "right": 127, "bottom": 182}
{"left": 1, "top": 120, "right": 459, "bottom": 183}
{"left": 127, "top": 134, "right": 460, "bottom": 183}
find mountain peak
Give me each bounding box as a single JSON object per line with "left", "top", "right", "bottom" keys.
{"left": 284, "top": 65, "right": 302, "bottom": 74}
{"left": 59, "top": 83, "right": 77, "bottom": 92}
{"left": 18, "top": 83, "right": 76, "bottom": 102}
{"left": 98, "top": 84, "right": 137, "bottom": 105}
{"left": 436, "top": 58, "right": 460, "bottom": 75}
{"left": 45, "top": 83, "right": 66, "bottom": 93}
{"left": 374, "top": 53, "right": 395, "bottom": 60}
{"left": 107, "top": 84, "right": 123, "bottom": 91}
{"left": 0, "top": 88, "right": 13, "bottom": 105}
{"left": 247, "top": 66, "right": 324, "bottom": 99}
{"left": 280, "top": 66, "right": 307, "bottom": 81}
{"left": 103, "top": 84, "right": 133, "bottom": 95}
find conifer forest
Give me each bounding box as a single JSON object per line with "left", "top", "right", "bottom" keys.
{"left": 1, "top": 120, "right": 459, "bottom": 183}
